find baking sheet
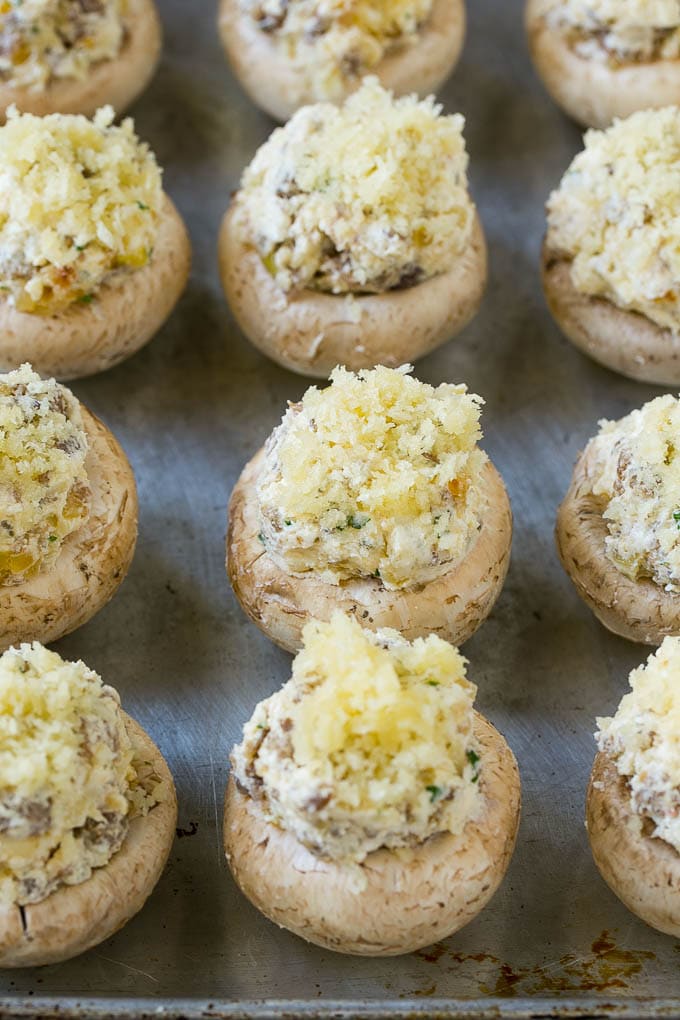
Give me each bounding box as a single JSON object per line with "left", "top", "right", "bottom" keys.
{"left": 1, "top": 0, "right": 680, "bottom": 1016}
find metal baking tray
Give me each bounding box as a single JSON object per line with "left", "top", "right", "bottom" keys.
{"left": 1, "top": 0, "right": 680, "bottom": 1016}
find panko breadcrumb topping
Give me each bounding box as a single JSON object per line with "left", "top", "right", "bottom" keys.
{"left": 587, "top": 394, "right": 680, "bottom": 591}
{"left": 597, "top": 636, "right": 680, "bottom": 854}
{"left": 0, "top": 642, "right": 166, "bottom": 907}
{"left": 0, "top": 0, "right": 126, "bottom": 93}
{"left": 0, "top": 105, "right": 162, "bottom": 314}
{"left": 232, "top": 612, "right": 481, "bottom": 864}
{"left": 257, "top": 364, "right": 487, "bottom": 590}
{"left": 546, "top": 107, "right": 680, "bottom": 334}
{"left": 542, "top": 0, "right": 680, "bottom": 64}
{"left": 0, "top": 364, "right": 90, "bottom": 587}
{"left": 240, "top": 0, "right": 433, "bottom": 100}
{"left": 234, "top": 77, "right": 473, "bottom": 295}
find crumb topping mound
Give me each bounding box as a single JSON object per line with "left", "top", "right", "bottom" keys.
{"left": 587, "top": 394, "right": 680, "bottom": 591}
{"left": 257, "top": 365, "right": 487, "bottom": 590}
{"left": 0, "top": 364, "right": 90, "bottom": 587}
{"left": 546, "top": 107, "right": 680, "bottom": 334}
{"left": 597, "top": 636, "right": 680, "bottom": 853}
{"left": 234, "top": 77, "right": 473, "bottom": 294}
{"left": 0, "top": 105, "right": 162, "bottom": 314}
{"left": 232, "top": 612, "right": 481, "bottom": 864}
{"left": 0, "top": 642, "right": 166, "bottom": 906}
{"left": 543, "top": 0, "right": 680, "bottom": 64}
{"left": 0, "top": 0, "right": 126, "bottom": 93}
{"left": 240, "top": 0, "right": 434, "bottom": 100}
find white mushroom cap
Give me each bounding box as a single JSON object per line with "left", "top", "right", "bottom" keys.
{"left": 0, "top": 0, "right": 162, "bottom": 121}
{"left": 0, "top": 405, "right": 138, "bottom": 652}
{"left": 542, "top": 245, "right": 680, "bottom": 385}
{"left": 526, "top": 0, "right": 680, "bottom": 129}
{"left": 224, "top": 711, "right": 520, "bottom": 956}
{"left": 0, "top": 194, "right": 190, "bottom": 381}
{"left": 219, "top": 205, "right": 486, "bottom": 378}
{"left": 556, "top": 440, "right": 680, "bottom": 645}
{"left": 218, "top": 0, "right": 465, "bottom": 123}
{"left": 587, "top": 750, "right": 680, "bottom": 937}
{"left": 0, "top": 716, "right": 177, "bottom": 967}
{"left": 227, "top": 448, "right": 511, "bottom": 653}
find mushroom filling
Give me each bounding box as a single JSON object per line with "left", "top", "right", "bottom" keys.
{"left": 0, "top": 0, "right": 126, "bottom": 93}
{"left": 256, "top": 364, "right": 487, "bottom": 591}
{"left": 232, "top": 613, "right": 482, "bottom": 865}
{"left": 0, "top": 642, "right": 166, "bottom": 907}
{"left": 0, "top": 105, "right": 162, "bottom": 314}
{"left": 541, "top": 0, "right": 680, "bottom": 65}
{"left": 546, "top": 107, "right": 680, "bottom": 334}
{"left": 596, "top": 636, "right": 680, "bottom": 853}
{"left": 233, "top": 77, "right": 474, "bottom": 295}
{"left": 240, "top": 0, "right": 433, "bottom": 100}
{"left": 586, "top": 394, "right": 680, "bottom": 592}
{"left": 0, "top": 364, "right": 91, "bottom": 587}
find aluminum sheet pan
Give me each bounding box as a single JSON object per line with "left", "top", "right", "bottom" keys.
{"left": 1, "top": 0, "right": 680, "bottom": 1016}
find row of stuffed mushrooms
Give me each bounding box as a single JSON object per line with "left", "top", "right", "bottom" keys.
{"left": 2, "top": 620, "right": 678, "bottom": 964}
{"left": 218, "top": 0, "right": 680, "bottom": 132}
{"left": 3, "top": 1, "right": 680, "bottom": 134}
{"left": 218, "top": 85, "right": 680, "bottom": 387}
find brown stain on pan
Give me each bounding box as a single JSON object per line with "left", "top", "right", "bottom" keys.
{"left": 411, "top": 929, "right": 656, "bottom": 999}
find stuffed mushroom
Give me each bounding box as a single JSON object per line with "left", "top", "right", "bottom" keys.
{"left": 0, "top": 104, "right": 190, "bottom": 380}
{"left": 556, "top": 394, "right": 680, "bottom": 644}
{"left": 219, "top": 78, "right": 486, "bottom": 378}
{"left": 218, "top": 0, "right": 465, "bottom": 122}
{"left": 224, "top": 613, "right": 521, "bottom": 956}
{"left": 0, "top": 364, "right": 138, "bottom": 651}
{"left": 527, "top": 0, "right": 680, "bottom": 129}
{"left": 587, "top": 637, "right": 680, "bottom": 936}
{"left": 0, "top": 0, "right": 161, "bottom": 120}
{"left": 0, "top": 641, "right": 176, "bottom": 966}
{"left": 543, "top": 108, "right": 680, "bottom": 385}
{"left": 227, "top": 364, "right": 512, "bottom": 653}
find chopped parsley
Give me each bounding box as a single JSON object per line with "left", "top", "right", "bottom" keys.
{"left": 137, "top": 201, "right": 150, "bottom": 211}
{"left": 336, "top": 512, "right": 369, "bottom": 531}
{"left": 426, "top": 784, "right": 442, "bottom": 803}
{"left": 425, "top": 679, "right": 439, "bottom": 687}
{"left": 257, "top": 532, "right": 266, "bottom": 545}
{"left": 48, "top": 535, "right": 58, "bottom": 543}
{"left": 466, "top": 748, "right": 480, "bottom": 782}
{"left": 77, "top": 293, "right": 94, "bottom": 305}
{"left": 673, "top": 509, "right": 680, "bottom": 530}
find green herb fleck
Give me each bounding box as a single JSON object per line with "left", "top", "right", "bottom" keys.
{"left": 257, "top": 532, "right": 266, "bottom": 545}
{"left": 284, "top": 519, "right": 292, "bottom": 526}
{"left": 466, "top": 748, "right": 480, "bottom": 782}
{"left": 426, "top": 785, "right": 442, "bottom": 803}
{"left": 426, "top": 679, "right": 439, "bottom": 687}
{"left": 348, "top": 514, "right": 368, "bottom": 529}
{"left": 372, "top": 568, "right": 381, "bottom": 579}
{"left": 137, "top": 201, "right": 149, "bottom": 211}
{"left": 673, "top": 510, "right": 680, "bottom": 529}
{"left": 75, "top": 244, "right": 85, "bottom": 251}
{"left": 48, "top": 535, "right": 58, "bottom": 542}
{"left": 77, "top": 293, "right": 94, "bottom": 305}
